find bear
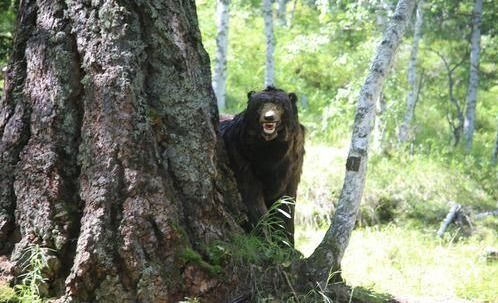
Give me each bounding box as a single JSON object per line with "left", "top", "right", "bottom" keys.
{"left": 220, "top": 86, "right": 305, "bottom": 244}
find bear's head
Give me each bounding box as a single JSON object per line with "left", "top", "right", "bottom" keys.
{"left": 245, "top": 86, "right": 300, "bottom": 142}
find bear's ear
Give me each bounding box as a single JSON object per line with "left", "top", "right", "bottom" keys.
{"left": 247, "top": 91, "right": 255, "bottom": 102}
{"left": 288, "top": 93, "right": 298, "bottom": 104}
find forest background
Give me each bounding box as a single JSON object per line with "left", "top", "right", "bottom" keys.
{"left": 0, "top": 0, "right": 497, "bottom": 302}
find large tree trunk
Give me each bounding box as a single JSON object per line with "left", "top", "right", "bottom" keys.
{"left": 212, "top": 0, "right": 230, "bottom": 112}
{"left": 263, "top": 0, "right": 275, "bottom": 87}
{"left": 463, "top": 0, "right": 483, "bottom": 152}
{"left": 398, "top": 0, "right": 424, "bottom": 143}
{"left": 0, "top": 1, "right": 246, "bottom": 302}
{"left": 298, "top": 0, "right": 416, "bottom": 287}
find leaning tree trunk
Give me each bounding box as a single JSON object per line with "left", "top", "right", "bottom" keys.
{"left": 263, "top": 0, "right": 275, "bottom": 87}
{"left": 398, "top": 0, "right": 424, "bottom": 143}
{"left": 0, "top": 1, "right": 246, "bottom": 302}
{"left": 299, "top": 0, "right": 416, "bottom": 287}
{"left": 463, "top": 0, "right": 483, "bottom": 152}
{"left": 212, "top": 0, "right": 230, "bottom": 112}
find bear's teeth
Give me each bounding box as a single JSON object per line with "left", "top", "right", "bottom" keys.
{"left": 263, "top": 129, "right": 274, "bottom": 134}
{"left": 263, "top": 123, "right": 276, "bottom": 134}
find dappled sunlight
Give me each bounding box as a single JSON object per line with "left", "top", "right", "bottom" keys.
{"left": 295, "top": 144, "right": 498, "bottom": 302}
{"left": 341, "top": 226, "right": 498, "bottom": 302}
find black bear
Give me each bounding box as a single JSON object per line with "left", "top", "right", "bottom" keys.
{"left": 220, "top": 86, "right": 305, "bottom": 244}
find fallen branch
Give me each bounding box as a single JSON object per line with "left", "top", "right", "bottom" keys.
{"left": 437, "top": 203, "right": 461, "bottom": 238}
{"left": 475, "top": 209, "right": 498, "bottom": 220}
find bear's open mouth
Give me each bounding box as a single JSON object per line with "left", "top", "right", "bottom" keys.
{"left": 262, "top": 122, "right": 277, "bottom": 134}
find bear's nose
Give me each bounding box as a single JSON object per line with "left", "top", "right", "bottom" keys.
{"left": 264, "top": 110, "right": 275, "bottom": 122}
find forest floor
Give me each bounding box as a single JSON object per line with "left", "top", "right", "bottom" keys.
{"left": 395, "top": 296, "right": 473, "bottom": 303}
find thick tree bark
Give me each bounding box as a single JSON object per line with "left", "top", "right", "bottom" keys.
{"left": 398, "top": 0, "right": 424, "bottom": 143}
{"left": 212, "top": 0, "right": 230, "bottom": 112}
{"left": 0, "top": 1, "right": 245, "bottom": 302}
{"left": 263, "top": 0, "right": 275, "bottom": 87}
{"left": 463, "top": 0, "right": 483, "bottom": 152}
{"left": 299, "top": 0, "right": 416, "bottom": 287}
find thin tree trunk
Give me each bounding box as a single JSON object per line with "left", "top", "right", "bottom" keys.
{"left": 299, "top": 0, "right": 416, "bottom": 287}
{"left": 372, "top": 93, "right": 387, "bottom": 152}
{"left": 398, "top": 0, "right": 424, "bottom": 143}
{"left": 493, "top": 122, "right": 498, "bottom": 164}
{"left": 276, "top": 0, "right": 287, "bottom": 26}
{"left": 463, "top": 0, "right": 483, "bottom": 152}
{"left": 432, "top": 51, "right": 466, "bottom": 146}
{"left": 212, "top": 0, "right": 230, "bottom": 112}
{"left": 288, "top": 0, "right": 298, "bottom": 28}
{"left": 0, "top": 1, "right": 245, "bottom": 301}
{"left": 263, "top": 0, "right": 275, "bottom": 87}
{"left": 376, "top": 0, "right": 394, "bottom": 29}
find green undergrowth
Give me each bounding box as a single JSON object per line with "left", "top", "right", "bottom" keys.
{"left": 296, "top": 144, "right": 498, "bottom": 230}
{"left": 296, "top": 144, "right": 498, "bottom": 303}
{"left": 297, "top": 225, "right": 498, "bottom": 303}
{"left": 0, "top": 283, "right": 16, "bottom": 303}
{"left": 0, "top": 244, "right": 50, "bottom": 303}
{"left": 344, "top": 225, "right": 498, "bottom": 302}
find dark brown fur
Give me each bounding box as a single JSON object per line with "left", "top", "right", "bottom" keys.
{"left": 220, "top": 87, "right": 305, "bottom": 244}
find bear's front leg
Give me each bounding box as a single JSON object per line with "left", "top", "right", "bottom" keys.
{"left": 238, "top": 178, "right": 268, "bottom": 232}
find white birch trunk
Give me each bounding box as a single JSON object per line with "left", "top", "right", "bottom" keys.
{"left": 301, "top": 0, "right": 416, "bottom": 286}
{"left": 372, "top": 93, "right": 387, "bottom": 152}
{"left": 398, "top": 0, "right": 424, "bottom": 143}
{"left": 493, "top": 122, "right": 498, "bottom": 164}
{"left": 276, "top": 0, "right": 287, "bottom": 26}
{"left": 463, "top": 0, "right": 483, "bottom": 151}
{"left": 263, "top": 0, "right": 275, "bottom": 87}
{"left": 376, "top": 0, "right": 394, "bottom": 29}
{"left": 212, "top": 0, "right": 230, "bottom": 111}
{"left": 288, "top": 0, "right": 298, "bottom": 28}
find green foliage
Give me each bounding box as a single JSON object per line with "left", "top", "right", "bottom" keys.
{"left": 252, "top": 197, "right": 295, "bottom": 247}
{"left": 10, "top": 244, "right": 51, "bottom": 303}
{"left": 0, "top": 0, "right": 15, "bottom": 64}
{"left": 208, "top": 198, "right": 300, "bottom": 268}
{"left": 0, "top": 283, "right": 17, "bottom": 303}
{"left": 0, "top": 0, "right": 16, "bottom": 97}
{"left": 178, "top": 247, "right": 223, "bottom": 277}
{"left": 197, "top": 0, "right": 498, "bottom": 164}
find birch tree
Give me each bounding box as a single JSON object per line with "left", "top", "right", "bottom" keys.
{"left": 372, "top": 93, "right": 387, "bottom": 152}
{"left": 493, "top": 121, "right": 498, "bottom": 164}
{"left": 398, "top": 0, "right": 424, "bottom": 143}
{"left": 463, "top": 0, "right": 483, "bottom": 152}
{"left": 276, "top": 0, "right": 288, "bottom": 26}
{"left": 212, "top": 0, "right": 231, "bottom": 112}
{"left": 299, "top": 0, "right": 416, "bottom": 286}
{"left": 263, "top": 0, "right": 275, "bottom": 86}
